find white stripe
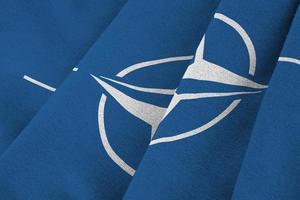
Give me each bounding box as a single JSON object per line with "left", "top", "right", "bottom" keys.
{"left": 116, "top": 55, "right": 194, "bottom": 77}
{"left": 278, "top": 57, "right": 300, "bottom": 65}
{"left": 100, "top": 76, "right": 175, "bottom": 95}
{"left": 23, "top": 75, "right": 56, "bottom": 92}
{"left": 177, "top": 90, "right": 261, "bottom": 101}
{"left": 150, "top": 99, "right": 241, "bottom": 145}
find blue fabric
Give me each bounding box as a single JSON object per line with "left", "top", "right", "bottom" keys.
{"left": 0, "top": 0, "right": 219, "bottom": 199}
{"left": 0, "top": 0, "right": 126, "bottom": 153}
{"left": 1, "top": 1, "right": 300, "bottom": 199}
{"left": 232, "top": 6, "right": 300, "bottom": 199}
{"left": 123, "top": 1, "right": 299, "bottom": 199}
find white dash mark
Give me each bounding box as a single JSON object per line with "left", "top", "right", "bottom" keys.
{"left": 278, "top": 57, "right": 300, "bottom": 66}
{"left": 23, "top": 75, "right": 56, "bottom": 92}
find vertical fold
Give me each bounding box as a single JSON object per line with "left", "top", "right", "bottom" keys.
{"left": 232, "top": 5, "right": 300, "bottom": 200}
{"left": 0, "top": 0, "right": 127, "bottom": 154}
{"left": 123, "top": 1, "right": 299, "bottom": 199}
{"left": 0, "top": 0, "right": 219, "bottom": 199}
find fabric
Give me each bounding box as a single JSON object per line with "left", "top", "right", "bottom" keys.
{"left": 0, "top": 0, "right": 126, "bottom": 153}
{"left": 123, "top": 1, "right": 299, "bottom": 199}
{"left": 232, "top": 6, "right": 300, "bottom": 199}
{"left": 0, "top": 0, "right": 219, "bottom": 199}
{"left": 1, "top": 1, "right": 300, "bottom": 200}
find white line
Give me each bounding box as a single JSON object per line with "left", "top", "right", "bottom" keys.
{"left": 150, "top": 99, "right": 241, "bottom": 145}
{"left": 100, "top": 76, "right": 176, "bottom": 95}
{"left": 176, "top": 90, "right": 262, "bottom": 101}
{"left": 23, "top": 75, "right": 56, "bottom": 92}
{"left": 116, "top": 55, "right": 194, "bottom": 77}
{"left": 278, "top": 57, "right": 300, "bottom": 65}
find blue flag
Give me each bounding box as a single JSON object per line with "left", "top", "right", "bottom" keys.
{"left": 1, "top": 1, "right": 300, "bottom": 199}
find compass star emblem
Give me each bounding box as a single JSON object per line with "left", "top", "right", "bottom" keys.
{"left": 91, "top": 13, "right": 268, "bottom": 175}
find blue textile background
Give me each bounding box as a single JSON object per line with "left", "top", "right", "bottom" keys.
{"left": 0, "top": 0, "right": 126, "bottom": 153}
{"left": 232, "top": 6, "right": 300, "bottom": 199}
{"left": 123, "top": 1, "right": 299, "bottom": 199}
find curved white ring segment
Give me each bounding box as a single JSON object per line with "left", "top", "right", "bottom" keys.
{"left": 150, "top": 99, "right": 241, "bottom": 145}
{"left": 116, "top": 55, "right": 194, "bottom": 77}
{"left": 278, "top": 57, "right": 300, "bottom": 66}
{"left": 214, "top": 13, "right": 256, "bottom": 75}
{"left": 98, "top": 94, "right": 136, "bottom": 176}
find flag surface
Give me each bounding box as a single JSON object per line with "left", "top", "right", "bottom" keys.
{"left": 0, "top": 1, "right": 299, "bottom": 200}
{"left": 0, "top": 0, "right": 219, "bottom": 199}
{"left": 124, "top": 1, "right": 298, "bottom": 199}
{"left": 232, "top": 6, "right": 300, "bottom": 199}
{"left": 0, "top": 0, "right": 126, "bottom": 153}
